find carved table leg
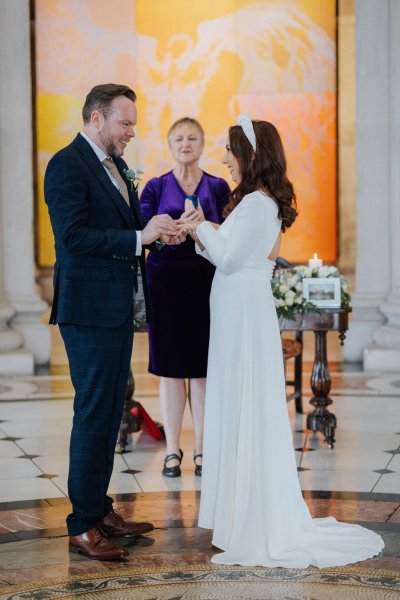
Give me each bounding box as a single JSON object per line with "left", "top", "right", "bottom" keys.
{"left": 294, "top": 330, "right": 303, "bottom": 414}
{"left": 306, "top": 330, "right": 337, "bottom": 448}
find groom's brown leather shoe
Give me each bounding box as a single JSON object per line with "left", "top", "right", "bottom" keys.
{"left": 69, "top": 527, "right": 128, "bottom": 561}
{"left": 99, "top": 510, "right": 154, "bottom": 538}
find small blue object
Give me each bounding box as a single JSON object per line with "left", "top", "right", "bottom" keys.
{"left": 187, "top": 194, "right": 199, "bottom": 209}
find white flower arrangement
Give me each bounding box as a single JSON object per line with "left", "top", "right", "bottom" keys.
{"left": 272, "top": 264, "right": 351, "bottom": 319}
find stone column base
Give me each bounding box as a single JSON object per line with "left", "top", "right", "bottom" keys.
{"left": 364, "top": 345, "right": 400, "bottom": 371}
{"left": 11, "top": 321, "right": 50, "bottom": 366}
{"left": 343, "top": 293, "right": 385, "bottom": 362}
{"left": 11, "top": 299, "right": 51, "bottom": 366}
{"left": 344, "top": 318, "right": 383, "bottom": 362}
{"left": 0, "top": 348, "right": 34, "bottom": 375}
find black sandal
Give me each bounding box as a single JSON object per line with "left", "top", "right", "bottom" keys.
{"left": 194, "top": 453, "right": 202, "bottom": 477}
{"left": 162, "top": 449, "right": 183, "bottom": 478}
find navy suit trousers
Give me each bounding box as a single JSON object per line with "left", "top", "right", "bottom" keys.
{"left": 60, "top": 313, "right": 133, "bottom": 535}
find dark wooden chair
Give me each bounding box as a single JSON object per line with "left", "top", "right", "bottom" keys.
{"left": 275, "top": 257, "right": 303, "bottom": 414}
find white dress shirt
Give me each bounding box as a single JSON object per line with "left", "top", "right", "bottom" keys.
{"left": 79, "top": 131, "right": 142, "bottom": 255}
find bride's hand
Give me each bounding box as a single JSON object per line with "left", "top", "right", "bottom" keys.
{"left": 179, "top": 199, "right": 205, "bottom": 223}
{"left": 177, "top": 221, "right": 199, "bottom": 237}
{"left": 177, "top": 220, "right": 205, "bottom": 250}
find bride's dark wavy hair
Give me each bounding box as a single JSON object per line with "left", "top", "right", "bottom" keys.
{"left": 223, "top": 121, "right": 298, "bottom": 231}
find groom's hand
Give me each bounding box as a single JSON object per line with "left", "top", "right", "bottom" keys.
{"left": 141, "top": 214, "right": 179, "bottom": 245}
{"left": 159, "top": 231, "right": 187, "bottom": 245}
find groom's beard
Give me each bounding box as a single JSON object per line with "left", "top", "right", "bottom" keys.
{"left": 99, "top": 132, "right": 122, "bottom": 158}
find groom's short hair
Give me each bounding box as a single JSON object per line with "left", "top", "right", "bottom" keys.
{"left": 82, "top": 84, "right": 136, "bottom": 123}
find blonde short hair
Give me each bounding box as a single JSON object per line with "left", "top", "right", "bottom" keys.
{"left": 167, "top": 117, "right": 205, "bottom": 146}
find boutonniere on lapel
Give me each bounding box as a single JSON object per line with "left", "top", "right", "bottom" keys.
{"left": 123, "top": 168, "right": 144, "bottom": 192}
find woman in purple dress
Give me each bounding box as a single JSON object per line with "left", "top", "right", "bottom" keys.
{"left": 140, "top": 118, "right": 230, "bottom": 478}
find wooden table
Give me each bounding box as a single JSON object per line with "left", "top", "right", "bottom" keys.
{"left": 279, "top": 307, "right": 352, "bottom": 448}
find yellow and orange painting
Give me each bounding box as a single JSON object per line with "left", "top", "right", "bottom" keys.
{"left": 35, "top": 0, "right": 337, "bottom": 266}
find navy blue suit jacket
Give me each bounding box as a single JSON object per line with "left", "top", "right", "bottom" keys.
{"left": 44, "top": 133, "right": 150, "bottom": 328}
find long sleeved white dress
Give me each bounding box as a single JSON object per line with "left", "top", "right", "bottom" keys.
{"left": 195, "top": 190, "right": 384, "bottom": 567}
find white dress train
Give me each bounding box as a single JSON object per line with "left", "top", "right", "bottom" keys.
{"left": 195, "top": 191, "right": 384, "bottom": 568}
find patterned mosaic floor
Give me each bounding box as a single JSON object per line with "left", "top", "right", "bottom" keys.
{"left": 0, "top": 330, "right": 399, "bottom": 598}
{"left": 1, "top": 368, "right": 399, "bottom": 500}
{"left": 2, "top": 564, "right": 400, "bottom": 599}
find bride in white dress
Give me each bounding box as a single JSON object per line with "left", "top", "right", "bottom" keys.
{"left": 179, "top": 115, "right": 384, "bottom": 568}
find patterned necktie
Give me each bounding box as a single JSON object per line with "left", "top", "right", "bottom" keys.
{"left": 102, "top": 158, "right": 130, "bottom": 205}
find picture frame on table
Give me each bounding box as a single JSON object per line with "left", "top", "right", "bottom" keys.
{"left": 302, "top": 277, "right": 341, "bottom": 308}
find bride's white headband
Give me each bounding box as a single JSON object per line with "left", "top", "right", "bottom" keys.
{"left": 237, "top": 113, "right": 256, "bottom": 152}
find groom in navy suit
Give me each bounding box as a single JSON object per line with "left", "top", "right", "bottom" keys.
{"left": 45, "top": 84, "right": 182, "bottom": 560}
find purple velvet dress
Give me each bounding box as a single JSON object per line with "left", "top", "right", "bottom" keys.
{"left": 140, "top": 171, "right": 230, "bottom": 377}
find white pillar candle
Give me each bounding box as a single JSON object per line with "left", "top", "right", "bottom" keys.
{"left": 308, "top": 253, "right": 323, "bottom": 269}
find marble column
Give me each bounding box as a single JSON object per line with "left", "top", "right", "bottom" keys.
{"left": 337, "top": 0, "right": 356, "bottom": 275}
{"left": 0, "top": 0, "right": 50, "bottom": 372}
{"left": 343, "top": 0, "right": 391, "bottom": 363}
{"left": 364, "top": 0, "right": 400, "bottom": 370}
{"left": 0, "top": 281, "right": 31, "bottom": 374}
